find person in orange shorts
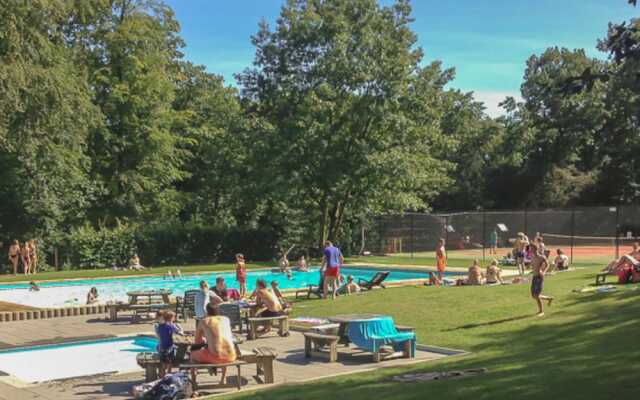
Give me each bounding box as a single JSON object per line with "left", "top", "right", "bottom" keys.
{"left": 190, "top": 303, "right": 237, "bottom": 384}
{"left": 435, "top": 238, "right": 447, "bottom": 281}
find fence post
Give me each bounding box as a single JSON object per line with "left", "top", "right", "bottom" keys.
{"left": 378, "top": 216, "right": 383, "bottom": 254}
{"left": 570, "top": 209, "right": 575, "bottom": 265}
{"left": 445, "top": 215, "right": 450, "bottom": 249}
{"left": 482, "top": 209, "right": 486, "bottom": 261}
{"left": 615, "top": 205, "right": 620, "bottom": 259}
{"left": 524, "top": 205, "right": 528, "bottom": 236}
{"left": 410, "top": 213, "right": 415, "bottom": 259}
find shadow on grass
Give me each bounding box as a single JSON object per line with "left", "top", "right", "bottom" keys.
{"left": 443, "top": 314, "right": 533, "bottom": 331}
{"left": 226, "top": 285, "right": 640, "bottom": 400}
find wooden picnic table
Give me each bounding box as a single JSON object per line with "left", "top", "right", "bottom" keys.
{"left": 327, "top": 314, "right": 383, "bottom": 345}
{"left": 127, "top": 289, "right": 172, "bottom": 305}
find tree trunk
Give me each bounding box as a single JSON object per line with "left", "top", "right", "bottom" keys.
{"left": 318, "top": 197, "right": 329, "bottom": 248}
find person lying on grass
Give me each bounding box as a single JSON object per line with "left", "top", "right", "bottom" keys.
{"left": 337, "top": 275, "right": 361, "bottom": 295}
{"left": 603, "top": 242, "right": 640, "bottom": 274}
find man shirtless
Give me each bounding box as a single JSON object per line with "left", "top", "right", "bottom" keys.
{"left": 255, "top": 279, "right": 284, "bottom": 317}
{"left": 530, "top": 243, "right": 553, "bottom": 317}
{"left": 513, "top": 233, "right": 529, "bottom": 277}
{"left": 190, "top": 303, "right": 237, "bottom": 384}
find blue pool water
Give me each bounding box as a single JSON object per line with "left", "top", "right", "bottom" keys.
{"left": 0, "top": 266, "right": 438, "bottom": 308}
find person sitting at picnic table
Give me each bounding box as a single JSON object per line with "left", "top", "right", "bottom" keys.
{"left": 255, "top": 279, "right": 284, "bottom": 318}
{"left": 296, "top": 255, "right": 308, "bottom": 271}
{"left": 190, "top": 303, "right": 237, "bottom": 385}
{"left": 194, "top": 280, "right": 223, "bottom": 330}
{"left": 212, "top": 277, "right": 229, "bottom": 302}
{"left": 29, "top": 281, "right": 40, "bottom": 291}
{"left": 553, "top": 249, "right": 570, "bottom": 271}
{"left": 129, "top": 254, "right": 146, "bottom": 270}
{"left": 270, "top": 280, "right": 292, "bottom": 311}
{"left": 485, "top": 260, "right": 503, "bottom": 284}
{"left": 86, "top": 287, "right": 98, "bottom": 304}
{"left": 155, "top": 310, "right": 182, "bottom": 377}
{"left": 337, "top": 275, "right": 360, "bottom": 295}
{"left": 603, "top": 242, "right": 640, "bottom": 274}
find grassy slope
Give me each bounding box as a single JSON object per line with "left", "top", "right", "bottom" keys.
{"left": 223, "top": 262, "right": 640, "bottom": 399}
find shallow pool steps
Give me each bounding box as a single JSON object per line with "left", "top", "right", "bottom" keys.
{"left": 0, "top": 304, "right": 108, "bottom": 323}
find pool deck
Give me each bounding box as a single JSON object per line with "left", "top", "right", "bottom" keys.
{"left": 0, "top": 315, "right": 464, "bottom": 400}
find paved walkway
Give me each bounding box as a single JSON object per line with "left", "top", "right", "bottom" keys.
{"left": 0, "top": 315, "right": 460, "bottom": 399}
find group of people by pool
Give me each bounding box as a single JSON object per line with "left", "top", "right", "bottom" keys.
{"left": 433, "top": 235, "right": 556, "bottom": 316}
{"left": 6, "top": 239, "right": 38, "bottom": 275}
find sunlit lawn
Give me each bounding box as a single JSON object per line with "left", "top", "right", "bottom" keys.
{"left": 220, "top": 261, "right": 640, "bottom": 399}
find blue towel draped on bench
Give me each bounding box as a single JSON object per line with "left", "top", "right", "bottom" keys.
{"left": 347, "top": 316, "right": 416, "bottom": 357}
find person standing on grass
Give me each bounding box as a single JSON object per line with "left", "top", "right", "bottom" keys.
{"left": 435, "top": 238, "right": 447, "bottom": 281}
{"left": 489, "top": 228, "right": 498, "bottom": 255}
{"left": 322, "top": 240, "right": 344, "bottom": 300}
{"left": 20, "top": 242, "right": 30, "bottom": 275}
{"left": 8, "top": 240, "right": 20, "bottom": 275}
{"left": 514, "top": 232, "right": 529, "bottom": 277}
{"left": 530, "top": 243, "right": 553, "bottom": 317}
{"left": 235, "top": 253, "right": 247, "bottom": 298}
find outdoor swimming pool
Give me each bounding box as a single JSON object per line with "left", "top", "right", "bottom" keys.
{"left": 0, "top": 267, "right": 436, "bottom": 308}
{"left": 0, "top": 336, "right": 157, "bottom": 383}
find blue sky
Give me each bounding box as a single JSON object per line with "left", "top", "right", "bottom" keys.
{"left": 166, "top": 0, "right": 636, "bottom": 117}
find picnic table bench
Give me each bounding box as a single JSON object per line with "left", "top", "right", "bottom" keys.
{"left": 178, "top": 360, "right": 246, "bottom": 390}
{"left": 304, "top": 332, "right": 339, "bottom": 363}
{"left": 247, "top": 315, "right": 289, "bottom": 340}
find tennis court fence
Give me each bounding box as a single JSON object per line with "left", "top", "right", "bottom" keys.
{"left": 365, "top": 205, "right": 640, "bottom": 263}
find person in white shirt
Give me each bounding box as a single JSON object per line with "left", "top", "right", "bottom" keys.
{"left": 193, "top": 280, "right": 223, "bottom": 330}
{"left": 553, "top": 249, "right": 570, "bottom": 271}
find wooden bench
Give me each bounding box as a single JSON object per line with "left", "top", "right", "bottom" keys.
{"left": 247, "top": 315, "right": 289, "bottom": 340}
{"left": 239, "top": 347, "right": 278, "bottom": 384}
{"left": 106, "top": 303, "right": 170, "bottom": 322}
{"left": 304, "top": 332, "right": 339, "bottom": 363}
{"left": 178, "top": 360, "right": 246, "bottom": 390}
{"left": 137, "top": 352, "right": 162, "bottom": 382}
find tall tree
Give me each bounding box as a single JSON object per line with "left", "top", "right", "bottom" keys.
{"left": 0, "top": 0, "right": 100, "bottom": 243}
{"left": 238, "top": 0, "right": 450, "bottom": 246}
{"left": 82, "top": 0, "right": 189, "bottom": 224}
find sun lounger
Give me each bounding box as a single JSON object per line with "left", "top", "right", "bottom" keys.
{"left": 346, "top": 316, "right": 415, "bottom": 362}
{"left": 295, "top": 275, "right": 325, "bottom": 299}
{"left": 358, "top": 271, "right": 390, "bottom": 291}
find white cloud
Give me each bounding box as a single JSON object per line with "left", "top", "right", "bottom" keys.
{"left": 471, "top": 91, "right": 523, "bottom": 118}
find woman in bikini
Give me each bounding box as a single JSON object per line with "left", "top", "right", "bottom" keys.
{"left": 28, "top": 239, "right": 38, "bottom": 274}
{"left": 20, "top": 243, "right": 30, "bottom": 275}
{"left": 8, "top": 240, "right": 20, "bottom": 275}
{"left": 235, "top": 253, "right": 247, "bottom": 298}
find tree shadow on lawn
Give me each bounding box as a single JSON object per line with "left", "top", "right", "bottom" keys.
{"left": 229, "top": 289, "right": 640, "bottom": 400}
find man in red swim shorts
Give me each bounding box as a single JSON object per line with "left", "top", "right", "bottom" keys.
{"left": 322, "top": 240, "right": 344, "bottom": 300}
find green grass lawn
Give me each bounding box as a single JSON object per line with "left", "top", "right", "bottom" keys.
{"left": 220, "top": 262, "right": 640, "bottom": 399}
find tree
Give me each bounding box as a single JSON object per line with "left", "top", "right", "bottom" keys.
{"left": 80, "top": 0, "right": 189, "bottom": 224}
{"left": 238, "top": 0, "right": 450, "bottom": 246}
{"left": 0, "top": 0, "right": 100, "bottom": 243}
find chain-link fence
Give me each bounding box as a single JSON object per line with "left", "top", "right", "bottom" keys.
{"left": 367, "top": 205, "right": 640, "bottom": 264}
